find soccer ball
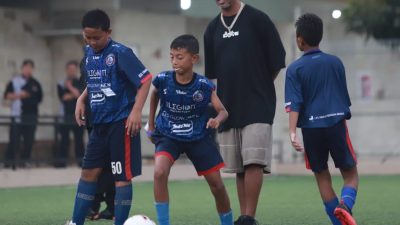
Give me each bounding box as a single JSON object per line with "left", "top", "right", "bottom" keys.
{"left": 123, "top": 215, "right": 156, "bottom": 225}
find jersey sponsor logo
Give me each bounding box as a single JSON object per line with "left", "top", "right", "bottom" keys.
{"left": 311, "top": 55, "right": 321, "bottom": 59}
{"left": 138, "top": 69, "right": 149, "bottom": 78}
{"left": 309, "top": 112, "right": 345, "bottom": 121}
{"left": 193, "top": 90, "right": 204, "bottom": 102}
{"left": 88, "top": 69, "right": 107, "bottom": 78}
{"left": 166, "top": 102, "right": 196, "bottom": 113}
{"left": 105, "top": 53, "right": 115, "bottom": 66}
{"left": 158, "top": 73, "right": 167, "bottom": 78}
{"left": 161, "top": 110, "right": 199, "bottom": 121}
{"left": 93, "top": 56, "right": 100, "bottom": 60}
{"left": 90, "top": 92, "right": 106, "bottom": 104}
{"left": 223, "top": 30, "right": 239, "bottom": 39}
{"left": 169, "top": 121, "right": 194, "bottom": 136}
{"left": 176, "top": 90, "right": 187, "bottom": 95}
{"left": 198, "top": 78, "right": 208, "bottom": 84}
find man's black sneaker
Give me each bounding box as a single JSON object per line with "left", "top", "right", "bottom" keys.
{"left": 234, "top": 215, "right": 244, "bottom": 225}
{"left": 242, "top": 215, "right": 259, "bottom": 225}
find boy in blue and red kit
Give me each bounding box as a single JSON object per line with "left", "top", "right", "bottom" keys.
{"left": 285, "top": 14, "right": 359, "bottom": 225}
{"left": 66, "top": 9, "right": 152, "bottom": 225}
{"left": 147, "top": 34, "right": 233, "bottom": 225}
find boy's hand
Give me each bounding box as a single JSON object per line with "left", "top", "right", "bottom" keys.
{"left": 75, "top": 97, "right": 86, "bottom": 126}
{"left": 290, "top": 132, "right": 304, "bottom": 152}
{"left": 146, "top": 124, "right": 157, "bottom": 144}
{"left": 19, "top": 90, "right": 31, "bottom": 99}
{"left": 126, "top": 108, "right": 141, "bottom": 136}
{"left": 206, "top": 118, "right": 220, "bottom": 129}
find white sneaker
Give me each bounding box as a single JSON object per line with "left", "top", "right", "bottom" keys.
{"left": 64, "top": 220, "right": 76, "bottom": 225}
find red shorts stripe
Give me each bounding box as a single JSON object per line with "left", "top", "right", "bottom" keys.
{"left": 124, "top": 132, "right": 133, "bottom": 180}
{"left": 345, "top": 121, "right": 357, "bottom": 163}
{"left": 304, "top": 153, "right": 311, "bottom": 170}
{"left": 197, "top": 162, "right": 225, "bottom": 176}
{"left": 155, "top": 151, "right": 175, "bottom": 163}
{"left": 141, "top": 73, "right": 153, "bottom": 84}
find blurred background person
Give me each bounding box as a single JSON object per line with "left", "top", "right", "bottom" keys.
{"left": 54, "top": 60, "right": 84, "bottom": 168}
{"left": 3, "top": 59, "right": 43, "bottom": 169}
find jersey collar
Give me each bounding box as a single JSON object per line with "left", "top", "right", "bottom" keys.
{"left": 303, "top": 48, "right": 321, "bottom": 56}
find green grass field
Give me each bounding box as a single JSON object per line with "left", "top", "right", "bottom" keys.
{"left": 0, "top": 175, "right": 399, "bottom": 225}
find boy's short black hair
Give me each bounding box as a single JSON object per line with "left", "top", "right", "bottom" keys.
{"left": 295, "top": 13, "right": 323, "bottom": 46}
{"left": 66, "top": 60, "right": 79, "bottom": 68}
{"left": 170, "top": 34, "right": 199, "bottom": 54}
{"left": 81, "top": 9, "right": 110, "bottom": 31}
{"left": 22, "top": 59, "right": 34, "bottom": 68}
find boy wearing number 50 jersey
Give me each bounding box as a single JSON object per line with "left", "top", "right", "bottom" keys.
{"left": 66, "top": 9, "right": 152, "bottom": 225}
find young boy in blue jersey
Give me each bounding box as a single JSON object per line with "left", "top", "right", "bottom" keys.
{"left": 66, "top": 9, "right": 152, "bottom": 225}
{"left": 285, "top": 14, "right": 359, "bottom": 225}
{"left": 147, "top": 34, "right": 233, "bottom": 225}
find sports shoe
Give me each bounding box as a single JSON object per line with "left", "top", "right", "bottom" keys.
{"left": 64, "top": 220, "right": 76, "bottom": 225}
{"left": 237, "top": 215, "right": 259, "bottom": 225}
{"left": 234, "top": 216, "right": 244, "bottom": 225}
{"left": 334, "top": 200, "right": 357, "bottom": 225}
{"left": 99, "top": 208, "right": 114, "bottom": 220}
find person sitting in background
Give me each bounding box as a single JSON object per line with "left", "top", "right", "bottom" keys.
{"left": 3, "top": 59, "right": 43, "bottom": 169}
{"left": 55, "top": 60, "right": 85, "bottom": 168}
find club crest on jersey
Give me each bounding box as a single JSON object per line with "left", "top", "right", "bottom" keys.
{"left": 105, "top": 54, "right": 115, "bottom": 66}
{"left": 193, "top": 90, "right": 204, "bottom": 102}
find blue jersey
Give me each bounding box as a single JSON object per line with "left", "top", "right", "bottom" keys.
{"left": 153, "top": 71, "right": 215, "bottom": 141}
{"left": 285, "top": 49, "right": 351, "bottom": 128}
{"left": 84, "top": 39, "right": 152, "bottom": 124}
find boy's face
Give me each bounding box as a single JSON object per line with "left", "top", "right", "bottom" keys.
{"left": 66, "top": 64, "right": 78, "bottom": 79}
{"left": 83, "top": 27, "right": 111, "bottom": 52}
{"left": 170, "top": 48, "right": 198, "bottom": 75}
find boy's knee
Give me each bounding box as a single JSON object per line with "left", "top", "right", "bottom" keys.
{"left": 81, "top": 168, "right": 102, "bottom": 182}
{"left": 209, "top": 180, "right": 226, "bottom": 194}
{"left": 154, "top": 167, "right": 169, "bottom": 181}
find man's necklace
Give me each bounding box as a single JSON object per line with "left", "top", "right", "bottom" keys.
{"left": 220, "top": 2, "right": 245, "bottom": 32}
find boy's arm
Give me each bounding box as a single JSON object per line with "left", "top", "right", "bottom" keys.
{"left": 126, "top": 78, "right": 152, "bottom": 136}
{"left": 289, "top": 111, "right": 303, "bottom": 152}
{"left": 207, "top": 91, "right": 228, "bottom": 129}
{"left": 75, "top": 87, "right": 88, "bottom": 126}
{"left": 148, "top": 87, "right": 159, "bottom": 132}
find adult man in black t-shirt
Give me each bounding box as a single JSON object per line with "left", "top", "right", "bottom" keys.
{"left": 55, "top": 60, "right": 85, "bottom": 167}
{"left": 204, "top": 1, "right": 286, "bottom": 224}
{"left": 3, "top": 59, "right": 43, "bottom": 169}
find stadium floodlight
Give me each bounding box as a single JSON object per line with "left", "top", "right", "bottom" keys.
{"left": 181, "top": 0, "right": 191, "bottom": 10}
{"left": 332, "top": 9, "right": 342, "bottom": 19}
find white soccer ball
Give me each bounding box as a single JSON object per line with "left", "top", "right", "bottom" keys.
{"left": 123, "top": 215, "right": 156, "bottom": 225}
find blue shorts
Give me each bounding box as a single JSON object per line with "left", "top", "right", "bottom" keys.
{"left": 301, "top": 120, "right": 357, "bottom": 173}
{"left": 82, "top": 119, "right": 141, "bottom": 181}
{"left": 152, "top": 130, "right": 224, "bottom": 176}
